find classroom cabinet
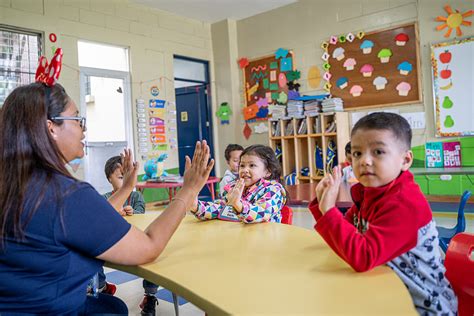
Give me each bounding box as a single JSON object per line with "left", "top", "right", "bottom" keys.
{"left": 268, "top": 112, "right": 350, "bottom": 185}
{"left": 414, "top": 174, "right": 474, "bottom": 196}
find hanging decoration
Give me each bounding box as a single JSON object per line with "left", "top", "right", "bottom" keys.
{"left": 254, "top": 122, "right": 269, "bottom": 134}
{"left": 435, "top": 5, "right": 473, "bottom": 38}
{"left": 243, "top": 122, "right": 252, "bottom": 139}
{"left": 216, "top": 102, "right": 232, "bottom": 125}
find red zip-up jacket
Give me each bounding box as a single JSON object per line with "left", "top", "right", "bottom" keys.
{"left": 309, "top": 170, "right": 432, "bottom": 272}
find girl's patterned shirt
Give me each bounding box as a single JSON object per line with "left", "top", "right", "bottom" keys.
{"left": 194, "top": 178, "right": 286, "bottom": 223}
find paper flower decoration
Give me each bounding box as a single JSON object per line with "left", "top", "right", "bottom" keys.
{"left": 322, "top": 62, "right": 331, "bottom": 70}
{"left": 436, "top": 5, "right": 473, "bottom": 38}
{"left": 377, "top": 48, "right": 392, "bottom": 63}
{"left": 321, "top": 41, "right": 329, "bottom": 50}
{"left": 238, "top": 57, "right": 249, "bottom": 69}
{"left": 360, "top": 40, "right": 374, "bottom": 54}
{"left": 356, "top": 31, "right": 365, "bottom": 39}
{"left": 332, "top": 47, "right": 345, "bottom": 61}
{"left": 360, "top": 64, "right": 374, "bottom": 77}
{"left": 346, "top": 32, "right": 355, "bottom": 42}
{"left": 321, "top": 52, "right": 330, "bottom": 61}
{"left": 373, "top": 76, "right": 388, "bottom": 90}
{"left": 395, "top": 33, "right": 409, "bottom": 46}
{"left": 350, "top": 85, "right": 363, "bottom": 97}
{"left": 396, "top": 82, "right": 411, "bottom": 96}
{"left": 329, "top": 36, "right": 338, "bottom": 45}
{"left": 397, "top": 61, "right": 413, "bottom": 75}
{"left": 323, "top": 72, "right": 332, "bottom": 81}
{"left": 343, "top": 58, "right": 356, "bottom": 71}
{"left": 336, "top": 77, "right": 348, "bottom": 89}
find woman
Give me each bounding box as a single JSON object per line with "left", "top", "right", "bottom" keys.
{"left": 0, "top": 82, "right": 214, "bottom": 314}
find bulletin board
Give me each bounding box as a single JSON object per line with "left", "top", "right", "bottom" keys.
{"left": 325, "top": 23, "right": 422, "bottom": 110}
{"left": 431, "top": 37, "right": 474, "bottom": 137}
{"left": 241, "top": 51, "right": 294, "bottom": 121}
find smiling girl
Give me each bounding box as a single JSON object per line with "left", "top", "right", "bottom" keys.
{"left": 191, "top": 145, "right": 287, "bottom": 223}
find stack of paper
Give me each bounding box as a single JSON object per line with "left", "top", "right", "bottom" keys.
{"left": 269, "top": 104, "right": 287, "bottom": 119}
{"left": 321, "top": 98, "right": 344, "bottom": 112}
{"left": 303, "top": 100, "right": 320, "bottom": 116}
{"left": 287, "top": 100, "right": 304, "bottom": 117}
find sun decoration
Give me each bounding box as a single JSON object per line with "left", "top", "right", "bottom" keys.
{"left": 436, "top": 4, "right": 473, "bottom": 38}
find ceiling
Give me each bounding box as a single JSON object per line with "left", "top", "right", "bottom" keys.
{"left": 131, "top": 0, "right": 298, "bottom": 23}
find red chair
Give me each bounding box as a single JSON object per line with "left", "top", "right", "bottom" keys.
{"left": 281, "top": 205, "right": 293, "bottom": 225}
{"left": 444, "top": 233, "right": 474, "bottom": 316}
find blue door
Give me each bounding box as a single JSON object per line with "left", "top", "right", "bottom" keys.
{"left": 175, "top": 85, "right": 215, "bottom": 199}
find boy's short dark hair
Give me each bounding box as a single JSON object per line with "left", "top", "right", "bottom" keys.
{"left": 224, "top": 144, "right": 244, "bottom": 161}
{"left": 104, "top": 156, "right": 122, "bottom": 180}
{"left": 351, "top": 112, "right": 412, "bottom": 150}
{"left": 345, "top": 141, "right": 351, "bottom": 155}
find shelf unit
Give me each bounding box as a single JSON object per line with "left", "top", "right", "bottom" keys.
{"left": 269, "top": 112, "right": 350, "bottom": 184}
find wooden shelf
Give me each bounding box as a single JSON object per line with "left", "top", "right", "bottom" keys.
{"left": 269, "top": 112, "right": 350, "bottom": 185}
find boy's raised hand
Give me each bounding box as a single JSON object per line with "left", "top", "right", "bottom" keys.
{"left": 319, "top": 166, "right": 342, "bottom": 214}
{"left": 182, "top": 140, "right": 215, "bottom": 197}
{"left": 226, "top": 178, "right": 244, "bottom": 210}
{"left": 120, "top": 148, "right": 139, "bottom": 191}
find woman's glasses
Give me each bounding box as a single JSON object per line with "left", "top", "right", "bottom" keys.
{"left": 51, "top": 116, "right": 87, "bottom": 131}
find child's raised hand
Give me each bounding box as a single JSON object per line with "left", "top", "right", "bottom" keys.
{"left": 120, "top": 148, "right": 139, "bottom": 191}
{"left": 123, "top": 205, "right": 134, "bottom": 216}
{"left": 226, "top": 179, "right": 244, "bottom": 210}
{"left": 182, "top": 140, "right": 215, "bottom": 197}
{"left": 319, "top": 166, "right": 342, "bottom": 214}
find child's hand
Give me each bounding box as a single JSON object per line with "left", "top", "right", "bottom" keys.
{"left": 123, "top": 205, "right": 134, "bottom": 216}
{"left": 118, "top": 208, "right": 127, "bottom": 216}
{"left": 319, "top": 166, "right": 342, "bottom": 214}
{"left": 315, "top": 177, "right": 329, "bottom": 203}
{"left": 226, "top": 179, "right": 244, "bottom": 211}
{"left": 120, "top": 148, "right": 139, "bottom": 191}
{"left": 182, "top": 140, "right": 215, "bottom": 197}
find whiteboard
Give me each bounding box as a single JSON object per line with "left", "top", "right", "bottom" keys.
{"left": 431, "top": 37, "right": 474, "bottom": 137}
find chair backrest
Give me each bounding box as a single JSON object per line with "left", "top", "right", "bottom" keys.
{"left": 456, "top": 190, "right": 471, "bottom": 234}
{"left": 445, "top": 233, "right": 474, "bottom": 316}
{"left": 281, "top": 205, "right": 293, "bottom": 225}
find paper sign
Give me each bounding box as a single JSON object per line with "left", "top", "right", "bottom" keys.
{"left": 280, "top": 57, "right": 292, "bottom": 72}
{"left": 425, "top": 142, "right": 443, "bottom": 168}
{"left": 149, "top": 117, "right": 164, "bottom": 126}
{"left": 401, "top": 112, "right": 426, "bottom": 129}
{"left": 149, "top": 99, "right": 166, "bottom": 108}
{"left": 150, "top": 126, "right": 165, "bottom": 134}
{"left": 443, "top": 142, "right": 462, "bottom": 168}
{"left": 150, "top": 134, "right": 166, "bottom": 144}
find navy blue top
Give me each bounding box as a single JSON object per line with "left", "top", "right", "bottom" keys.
{"left": 0, "top": 173, "right": 131, "bottom": 314}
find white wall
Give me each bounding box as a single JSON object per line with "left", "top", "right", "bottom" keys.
{"left": 0, "top": 0, "right": 214, "bottom": 178}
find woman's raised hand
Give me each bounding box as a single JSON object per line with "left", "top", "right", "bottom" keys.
{"left": 120, "top": 148, "right": 139, "bottom": 191}
{"left": 182, "top": 140, "right": 215, "bottom": 196}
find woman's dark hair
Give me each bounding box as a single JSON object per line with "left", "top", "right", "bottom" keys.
{"left": 0, "top": 82, "right": 73, "bottom": 243}
{"left": 241, "top": 145, "right": 281, "bottom": 181}
{"left": 104, "top": 156, "right": 122, "bottom": 179}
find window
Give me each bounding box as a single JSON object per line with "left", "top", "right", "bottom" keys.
{"left": 0, "top": 26, "right": 42, "bottom": 106}
{"left": 78, "top": 41, "right": 129, "bottom": 72}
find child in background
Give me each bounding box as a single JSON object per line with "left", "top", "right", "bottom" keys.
{"left": 102, "top": 156, "right": 159, "bottom": 315}
{"left": 219, "top": 144, "right": 244, "bottom": 197}
{"left": 310, "top": 113, "right": 457, "bottom": 314}
{"left": 192, "top": 145, "right": 286, "bottom": 223}
{"left": 340, "top": 141, "right": 357, "bottom": 184}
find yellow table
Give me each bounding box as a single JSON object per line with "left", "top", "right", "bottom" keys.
{"left": 108, "top": 214, "right": 416, "bottom": 315}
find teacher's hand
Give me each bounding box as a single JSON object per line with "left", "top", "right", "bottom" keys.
{"left": 182, "top": 140, "right": 215, "bottom": 197}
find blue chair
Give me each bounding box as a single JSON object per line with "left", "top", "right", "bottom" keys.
{"left": 436, "top": 190, "right": 471, "bottom": 253}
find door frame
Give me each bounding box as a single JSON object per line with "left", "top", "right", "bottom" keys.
{"left": 173, "top": 55, "right": 215, "bottom": 161}
{"left": 79, "top": 67, "right": 134, "bottom": 184}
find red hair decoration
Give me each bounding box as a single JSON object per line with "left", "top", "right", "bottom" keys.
{"left": 35, "top": 48, "right": 63, "bottom": 87}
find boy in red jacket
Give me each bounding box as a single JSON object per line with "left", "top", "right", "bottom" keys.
{"left": 310, "top": 112, "right": 457, "bottom": 315}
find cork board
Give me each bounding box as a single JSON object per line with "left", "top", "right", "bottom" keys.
{"left": 326, "top": 23, "right": 422, "bottom": 110}
{"left": 241, "top": 51, "right": 294, "bottom": 121}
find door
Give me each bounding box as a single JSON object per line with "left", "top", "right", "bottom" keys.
{"left": 80, "top": 67, "right": 133, "bottom": 194}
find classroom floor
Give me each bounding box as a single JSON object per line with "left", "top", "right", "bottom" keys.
{"left": 107, "top": 203, "right": 474, "bottom": 316}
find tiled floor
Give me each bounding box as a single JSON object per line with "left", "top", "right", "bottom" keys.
{"left": 108, "top": 203, "right": 474, "bottom": 316}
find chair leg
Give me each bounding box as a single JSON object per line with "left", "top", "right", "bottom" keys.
{"left": 172, "top": 292, "right": 179, "bottom": 316}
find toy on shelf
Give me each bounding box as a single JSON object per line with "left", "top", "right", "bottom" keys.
{"left": 142, "top": 153, "right": 169, "bottom": 181}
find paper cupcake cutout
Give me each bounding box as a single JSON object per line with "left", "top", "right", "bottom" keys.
{"left": 396, "top": 82, "right": 411, "bottom": 96}
{"left": 395, "top": 33, "right": 409, "bottom": 46}
{"left": 360, "top": 40, "right": 374, "bottom": 54}
{"left": 332, "top": 47, "right": 345, "bottom": 61}
{"left": 377, "top": 48, "right": 392, "bottom": 63}
{"left": 373, "top": 76, "right": 388, "bottom": 90}
{"left": 336, "top": 77, "right": 348, "bottom": 89}
{"left": 343, "top": 58, "right": 356, "bottom": 71}
{"left": 397, "top": 61, "right": 413, "bottom": 75}
{"left": 360, "top": 64, "right": 374, "bottom": 77}
{"left": 350, "top": 85, "right": 363, "bottom": 97}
